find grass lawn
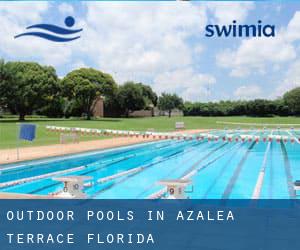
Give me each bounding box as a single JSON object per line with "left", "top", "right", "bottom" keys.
{"left": 1, "top": 116, "right": 300, "bottom": 149}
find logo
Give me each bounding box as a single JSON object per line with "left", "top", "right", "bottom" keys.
{"left": 205, "top": 20, "right": 275, "bottom": 38}
{"left": 14, "top": 16, "right": 82, "bottom": 42}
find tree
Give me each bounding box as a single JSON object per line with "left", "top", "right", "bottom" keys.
{"left": 117, "top": 82, "right": 146, "bottom": 117}
{"left": 138, "top": 83, "right": 158, "bottom": 107}
{"left": 0, "top": 59, "right": 9, "bottom": 109}
{"left": 158, "top": 93, "right": 183, "bottom": 117}
{"left": 283, "top": 87, "right": 300, "bottom": 115}
{"left": 0, "top": 61, "right": 59, "bottom": 121}
{"left": 61, "top": 68, "right": 117, "bottom": 120}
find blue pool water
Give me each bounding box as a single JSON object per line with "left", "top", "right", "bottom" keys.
{"left": 1, "top": 130, "right": 300, "bottom": 199}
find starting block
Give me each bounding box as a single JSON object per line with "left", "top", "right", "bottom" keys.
{"left": 294, "top": 180, "right": 300, "bottom": 196}
{"left": 158, "top": 179, "right": 192, "bottom": 199}
{"left": 53, "top": 176, "right": 91, "bottom": 199}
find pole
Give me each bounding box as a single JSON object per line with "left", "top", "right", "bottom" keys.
{"left": 16, "top": 123, "right": 20, "bottom": 160}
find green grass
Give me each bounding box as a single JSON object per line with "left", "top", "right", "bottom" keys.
{"left": 1, "top": 116, "right": 300, "bottom": 149}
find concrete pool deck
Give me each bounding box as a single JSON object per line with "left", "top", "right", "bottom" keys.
{"left": 0, "top": 129, "right": 206, "bottom": 165}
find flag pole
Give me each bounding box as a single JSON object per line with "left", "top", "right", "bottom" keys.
{"left": 16, "top": 123, "right": 20, "bottom": 160}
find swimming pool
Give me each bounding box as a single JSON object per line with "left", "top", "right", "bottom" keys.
{"left": 0, "top": 129, "right": 299, "bottom": 199}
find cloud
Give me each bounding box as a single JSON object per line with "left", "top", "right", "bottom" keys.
{"left": 272, "top": 60, "right": 300, "bottom": 98}
{"left": 234, "top": 85, "right": 262, "bottom": 100}
{"left": 0, "top": 2, "right": 48, "bottom": 23}
{"left": 79, "top": 2, "right": 207, "bottom": 83}
{"left": 286, "top": 11, "right": 300, "bottom": 42}
{"left": 207, "top": 2, "right": 255, "bottom": 24}
{"left": 216, "top": 34, "right": 296, "bottom": 77}
{"left": 153, "top": 68, "right": 216, "bottom": 101}
{"left": 58, "top": 3, "right": 74, "bottom": 15}
{"left": 216, "top": 11, "right": 300, "bottom": 78}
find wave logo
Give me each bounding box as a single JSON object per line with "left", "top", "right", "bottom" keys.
{"left": 14, "top": 16, "right": 82, "bottom": 42}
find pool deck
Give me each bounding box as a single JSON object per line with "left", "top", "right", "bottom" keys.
{"left": 0, "top": 129, "right": 206, "bottom": 165}
{"left": 0, "top": 192, "right": 54, "bottom": 199}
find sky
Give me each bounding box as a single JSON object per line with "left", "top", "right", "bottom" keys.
{"left": 0, "top": 1, "right": 300, "bottom": 102}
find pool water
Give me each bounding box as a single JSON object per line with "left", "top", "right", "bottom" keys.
{"left": 0, "top": 130, "right": 299, "bottom": 199}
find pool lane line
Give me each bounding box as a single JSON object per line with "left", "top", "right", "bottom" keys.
{"left": 147, "top": 142, "right": 233, "bottom": 199}
{"left": 90, "top": 141, "right": 205, "bottom": 198}
{"left": 0, "top": 140, "right": 175, "bottom": 176}
{"left": 182, "top": 142, "right": 240, "bottom": 180}
{"left": 27, "top": 151, "right": 139, "bottom": 194}
{"left": 136, "top": 142, "right": 227, "bottom": 199}
{"left": 95, "top": 166, "right": 144, "bottom": 184}
{"left": 0, "top": 141, "right": 157, "bottom": 177}
{"left": 202, "top": 142, "right": 247, "bottom": 199}
{"left": 251, "top": 130, "right": 274, "bottom": 199}
{"left": 90, "top": 141, "right": 191, "bottom": 183}
{"left": 0, "top": 165, "right": 88, "bottom": 189}
{"left": 280, "top": 141, "right": 295, "bottom": 198}
{"left": 0, "top": 139, "right": 165, "bottom": 171}
{"left": 180, "top": 142, "right": 229, "bottom": 177}
{"left": 251, "top": 142, "right": 272, "bottom": 199}
{"left": 26, "top": 152, "right": 141, "bottom": 194}
{"left": 269, "top": 141, "right": 274, "bottom": 198}
{"left": 26, "top": 140, "right": 197, "bottom": 195}
{"left": 286, "top": 130, "right": 300, "bottom": 144}
{"left": 141, "top": 131, "right": 255, "bottom": 198}
{"left": 222, "top": 141, "right": 256, "bottom": 199}
{"left": 80, "top": 140, "right": 196, "bottom": 176}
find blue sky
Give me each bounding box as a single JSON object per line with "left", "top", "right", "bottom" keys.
{"left": 1, "top": 1, "right": 300, "bottom": 102}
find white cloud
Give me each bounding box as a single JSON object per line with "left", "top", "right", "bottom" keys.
{"left": 217, "top": 33, "right": 296, "bottom": 77}
{"left": 153, "top": 68, "right": 216, "bottom": 101}
{"left": 193, "top": 44, "right": 204, "bottom": 55}
{"left": 58, "top": 3, "right": 74, "bottom": 15}
{"left": 273, "top": 60, "right": 300, "bottom": 98}
{"left": 78, "top": 2, "right": 207, "bottom": 83}
{"left": 286, "top": 11, "right": 300, "bottom": 42}
{"left": 216, "top": 11, "right": 300, "bottom": 78}
{"left": 0, "top": 2, "right": 48, "bottom": 23}
{"left": 234, "top": 85, "right": 262, "bottom": 100}
{"left": 207, "top": 2, "right": 255, "bottom": 24}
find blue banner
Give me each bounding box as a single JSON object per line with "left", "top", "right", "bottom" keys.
{"left": 0, "top": 199, "right": 299, "bottom": 250}
{"left": 19, "top": 124, "right": 36, "bottom": 142}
